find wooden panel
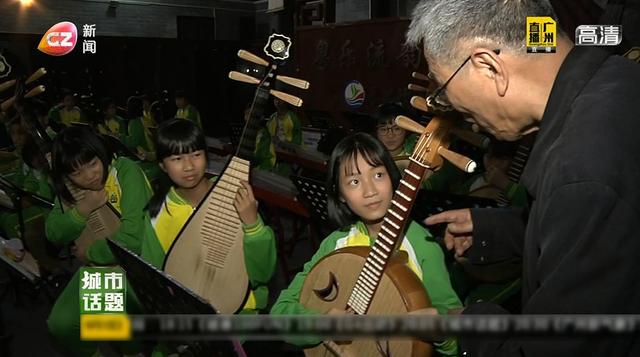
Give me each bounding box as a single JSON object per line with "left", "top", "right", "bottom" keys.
{"left": 295, "top": 18, "right": 429, "bottom": 119}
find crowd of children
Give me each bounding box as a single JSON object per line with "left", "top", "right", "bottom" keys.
{"left": 0, "top": 88, "right": 526, "bottom": 357}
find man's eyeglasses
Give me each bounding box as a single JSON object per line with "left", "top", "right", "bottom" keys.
{"left": 426, "top": 49, "right": 501, "bottom": 112}
{"left": 376, "top": 125, "right": 404, "bottom": 136}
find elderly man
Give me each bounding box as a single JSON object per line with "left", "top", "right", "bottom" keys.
{"left": 407, "top": 1, "right": 640, "bottom": 356}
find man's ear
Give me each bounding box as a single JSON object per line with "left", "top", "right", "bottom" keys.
{"left": 159, "top": 162, "right": 167, "bottom": 173}
{"left": 471, "top": 48, "right": 508, "bottom": 97}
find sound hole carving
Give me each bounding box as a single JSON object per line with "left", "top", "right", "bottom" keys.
{"left": 313, "top": 271, "right": 339, "bottom": 302}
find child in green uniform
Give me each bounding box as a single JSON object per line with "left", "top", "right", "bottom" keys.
{"left": 122, "top": 96, "right": 160, "bottom": 183}
{"left": 46, "top": 126, "right": 152, "bottom": 356}
{"left": 48, "top": 90, "right": 84, "bottom": 127}
{"left": 174, "top": 90, "right": 202, "bottom": 129}
{"left": 254, "top": 97, "right": 302, "bottom": 176}
{"left": 374, "top": 103, "right": 418, "bottom": 159}
{"left": 271, "top": 132, "right": 462, "bottom": 356}
{"left": 141, "top": 119, "right": 276, "bottom": 313}
{"left": 96, "top": 98, "right": 126, "bottom": 139}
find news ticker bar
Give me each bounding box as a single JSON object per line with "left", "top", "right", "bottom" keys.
{"left": 80, "top": 314, "right": 640, "bottom": 341}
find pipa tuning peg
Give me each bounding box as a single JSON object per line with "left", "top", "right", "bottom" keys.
{"left": 437, "top": 147, "right": 476, "bottom": 173}
{"left": 228, "top": 71, "right": 260, "bottom": 85}
{"left": 1, "top": 85, "right": 46, "bottom": 111}
{"left": 26, "top": 68, "right": 47, "bottom": 84}
{"left": 276, "top": 75, "right": 310, "bottom": 90}
{"left": 395, "top": 115, "right": 425, "bottom": 134}
{"left": 410, "top": 96, "right": 430, "bottom": 113}
{"left": 412, "top": 72, "right": 429, "bottom": 81}
{"left": 237, "top": 49, "right": 269, "bottom": 67}
{"left": 449, "top": 127, "right": 490, "bottom": 149}
{"left": 0, "top": 79, "right": 16, "bottom": 94}
{"left": 407, "top": 83, "right": 428, "bottom": 93}
{"left": 270, "top": 89, "right": 302, "bottom": 107}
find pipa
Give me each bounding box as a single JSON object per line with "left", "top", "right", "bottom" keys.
{"left": 163, "top": 33, "right": 309, "bottom": 314}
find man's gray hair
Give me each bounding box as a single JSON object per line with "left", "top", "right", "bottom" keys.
{"left": 406, "top": 0, "right": 562, "bottom": 64}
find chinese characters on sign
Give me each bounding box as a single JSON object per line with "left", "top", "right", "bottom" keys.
{"left": 80, "top": 267, "right": 126, "bottom": 314}
{"left": 526, "top": 17, "right": 556, "bottom": 53}
{"left": 82, "top": 24, "right": 97, "bottom": 54}
{"left": 575, "top": 25, "right": 622, "bottom": 46}
{"left": 314, "top": 39, "right": 330, "bottom": 70}
{"left": 79, "top": 267, "right": 131, "bottom": 341}
{"left": 395, "top": 45, "right": 421, "bottom": 69}
{"left": 367, "top": 39, "right": 385, "bottom": 68}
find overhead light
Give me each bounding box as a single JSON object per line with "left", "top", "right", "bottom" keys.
{"left": 20, "top": 0, "right": 34, "bottom": 7}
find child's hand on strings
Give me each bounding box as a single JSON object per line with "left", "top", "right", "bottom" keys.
{"left": 234, "top": 181, "right": 258, "bottom": 225}
{"left": 76, "top": 189, "right": 108, "bottom": 218}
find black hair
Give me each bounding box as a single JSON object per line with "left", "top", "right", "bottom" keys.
{"left": 146, "top": 118, "right": 207, "bottom": 218}
{"left": 326, "top": 132, "right": 401, "bottom": 229}
{"left": 126, "top": 96, "right": 143, "bottom": 119}
{"left": 174, "top": 90, "right": 187, "bottom": 100}
{"left": 60, "top": 88, "right": 74, "bottom": 100}
{"left": 101, "top": 97, "right": 116, "bottom": 113}
{"left": 150, "top": 101, "right": 164, "bottom": 124}
{"left": 51, "top": 126, "right": 113, "bottom": 204}
{"left": 30, "top": 99, "right": 49, "bottom": 119}
{"left": 373, "top": 102, "right": 407, "bottom": 126}
{"left": 21, "top": 136, "right": 46, "bottom": 170}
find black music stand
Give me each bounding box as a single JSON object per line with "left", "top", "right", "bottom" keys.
{"left": 291, "top": 175, "right": 336, "bottom": 241}
{"left": 0, "top": 175, "right": 53, "bottom": 239}
{"left": 106, "top": 239, "right": 238, "bottom": 357}
{"left": 229, "top": 122, "right": 245, "bottom": 150}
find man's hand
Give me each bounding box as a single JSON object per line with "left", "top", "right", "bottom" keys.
{"left": 75, "top": 189, "right": 108, "bottom": 218}
{"left": 424, "top": 208, "right": 473, "bottom": 257}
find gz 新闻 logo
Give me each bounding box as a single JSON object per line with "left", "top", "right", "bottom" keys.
{"left": 38, "top": 22, "right": 78, "bottom": 56}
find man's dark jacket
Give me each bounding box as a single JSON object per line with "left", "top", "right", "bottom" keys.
{"left": 461, "top": 46, "right": 640, "bottom": 356}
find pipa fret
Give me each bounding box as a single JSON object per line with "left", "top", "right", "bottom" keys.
{"left": 346, "top": 155, "right": 431, "bottom": 314}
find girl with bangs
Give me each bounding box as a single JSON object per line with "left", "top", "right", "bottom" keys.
{"left": 140, "top": 119, "right": 276, "bottom": 315}
{"left": 271, "top": 132, "right": 462, "bottom": 356}
{"left": 45, "top": 125, "right": 152, "bottom": 356}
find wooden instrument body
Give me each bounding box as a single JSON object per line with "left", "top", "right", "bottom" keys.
{"left": 300, "top": 246, "right": 433, "bottom": 357}
{"left": 163, "top": 157, "right": 250, "bottom": 314}
{"left": 65, "top": 183, "right": 121, "bottom": 263}
{"left": 75, "top": 204, "right": 121, "bottom": 254}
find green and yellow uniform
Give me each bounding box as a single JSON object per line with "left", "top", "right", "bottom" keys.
{"left": 254, "top": 110, "right": 302, "bottom": 176}
{"left": 140, "top": 179, "right": 277, "bottom": 313}
{"left": 46, "top": 156, "right": 152, "bottom": 357}
{"left": 49, "top": 106, "right": 84, "bottom": 127}
{"left": 271, "top": 220, "right": 461, "bottom": 356}
{"left": 175, "top": 104, "right": 202, "bottom": 130}
{"left": 97, "top": 116, "right": 127, "bottom": 140}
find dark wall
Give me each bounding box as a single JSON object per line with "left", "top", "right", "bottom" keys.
{"left": 0, "top": 32, "right": 262, "bottom": 137}
{"left": 0, "top": 0, "right": 259, "bottom": 40}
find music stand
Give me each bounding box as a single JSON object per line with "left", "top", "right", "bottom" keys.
{"left": 106, "top": 239, "right": 237, "bottom": 357}
{"left": 291, "top": 175, "right": 336, "bottom": 239}
{"left": 0, "top": 175, "right": 53, "bottom": 239}
{"left": 229, "top": 122, "right": 245, "bottom": 150}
